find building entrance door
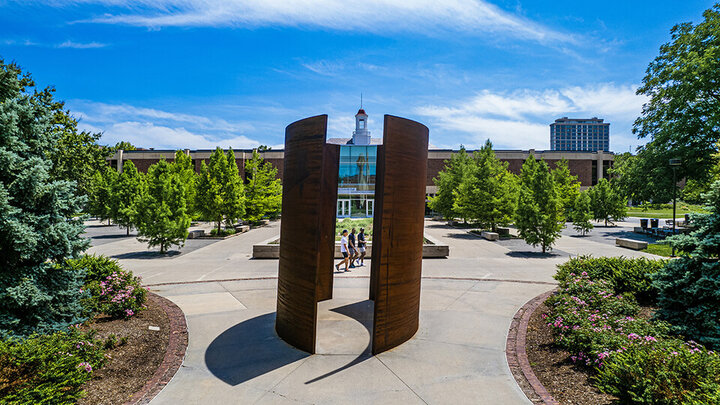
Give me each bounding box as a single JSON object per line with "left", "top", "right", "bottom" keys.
{"left": 367, "top": 199, "right": 374, "bottom": 217}
{"left": 337, "top": 199, "right": 350, "bottom": 217}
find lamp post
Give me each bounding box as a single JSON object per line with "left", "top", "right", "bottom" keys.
{"left": 669, "top": 158, "right": 682, "bottom": 256}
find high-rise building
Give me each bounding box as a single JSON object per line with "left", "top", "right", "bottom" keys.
{"left": 550, "top": 117, "right": 609, "bottom": 152}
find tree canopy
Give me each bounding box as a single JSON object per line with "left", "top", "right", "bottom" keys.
{"left": 515, "top": 156, "right": 564, "bottom": 253}
{"left": 628, "top": 4, "right": 720, "bottom": 202}
{"left": 429, "top": 146, "right": 473, "bottom": 221}
{"left": 244, "top": 149, "right": 282, "bottom": 222}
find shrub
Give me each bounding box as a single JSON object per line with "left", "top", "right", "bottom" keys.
{"left": 545, "top": 273, "right": 671, "bottom": 364}
{"left": 555, "top": 256, "right": 666, "bottom": 303}
{"left": 595, "top": 340, "right": 720, "bottom": 404}
{"left": 209, "top": 228, "right": 236, "bottom": 237}
{"left": 65, "top": 255, "right": 147, "bottom": 319}
{"left": 0, "top": 328, "right": 105, "bottom": 404}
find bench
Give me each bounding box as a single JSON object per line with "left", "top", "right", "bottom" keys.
{"left": 616, "top": 238, "right": 648, "bottom": 250}
{"left": 481, "top": 231, "right": 499, "bottom": 241}
{"left": 187, "top": 230, "right": 205, "bottom": 239}
{"left": 234, "top": 224, "right": 250, "bottom": 233}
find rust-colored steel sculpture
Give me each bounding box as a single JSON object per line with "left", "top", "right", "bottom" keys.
{"left": 370, "top": 115, "right": 429, "bottom": 355}
{"left": 276, "top": 115, "right": 338, "bottom": 354}
{"left": 276, "top": 114, "right": 427, "bottom": 355}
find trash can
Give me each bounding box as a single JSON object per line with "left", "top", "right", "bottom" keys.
{"left": 640, "top": 218, "right": 649, "bottom": 229}
{"left": 650, "top": 218, "right": 659, "bottom": 228}
{"left": 685, "top": 213, "right": 690, "bottom": 224}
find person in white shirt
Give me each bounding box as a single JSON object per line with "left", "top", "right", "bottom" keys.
{"left": 335, "top": 229, "right": 350, "bottom": 272}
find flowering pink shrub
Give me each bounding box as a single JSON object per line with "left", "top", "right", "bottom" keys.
{"left": 71, "top": 255, "right": 148, "bottom": 319}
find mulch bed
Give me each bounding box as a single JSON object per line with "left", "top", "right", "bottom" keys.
{"left": 79, "top": 294, "right": 170, "bottom": 405}
{"left": 525, "top": 301, "right": 616, "bottom": 405}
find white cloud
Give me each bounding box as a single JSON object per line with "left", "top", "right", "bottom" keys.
{"left": 72, "top": 101, "right": 262, "bottom": 149}
{"left": 56, "top": 40, "right": 107, "bottom": 48}
{"left": 416, "top": 83, "right": 647, "bottom": 150}
{"left": 58, "top": 0, "right": 575, "bottom": 44}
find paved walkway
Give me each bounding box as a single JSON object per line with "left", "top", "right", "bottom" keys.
{"left": 87, "top": 219, "right": 658, "bottom": 404}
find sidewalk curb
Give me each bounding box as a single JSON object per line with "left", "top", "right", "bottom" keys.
{"left": 506, "top": 289, "right": 560, "bottom": 405}
{"left": 125, "top": 293, "right": 189, "bottom": 405}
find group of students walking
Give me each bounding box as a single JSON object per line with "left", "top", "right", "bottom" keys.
{"left": 335, "top": 227, "right": 366, "bottom": 272}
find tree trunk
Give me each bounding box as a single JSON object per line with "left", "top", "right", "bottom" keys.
{"left": 108, "top": 218, "right": 111, "bottom": 226}
{"left": 127, "top": 226, "right": 130, "bottom": 236}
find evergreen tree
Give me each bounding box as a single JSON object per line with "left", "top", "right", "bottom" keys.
{"left": 171, "top": 150, "right": 197, "bottom": 217}
{"left": 223, "top": 148, "right": 245, "bottom": 226}
{"left": 588, "top": 178, "right": 627, "bottom": 226}
{"left": 515, "top": 156, "right": 564, "bottom": 253}
{"left": 244, "top": 149, "right": 282, "bottom": 222}
{"left": 135, "top": 160, "right": 190, "bottom": 253}
{"left": 429, "top": 146, "right": 473, "bottom": 221}
{"left": 110, "top": 161, "right": 144, "bottom": 235}
{"left": 0, "top": 59, "right": 88, "bottom": 337}
{"left": 88, "top": 165, "right": 117, "bottom": 224}
{"left": 452, "top": 140, "right": 517, "bottom": 230}
{"left": 653, "top": 180, "right": 720, "bottom": 348}
{"left": 552, "top": 159, "right": 581, "bottom": 220}
{"left": 571, "top": 191, "right": 594, "bottom": 236}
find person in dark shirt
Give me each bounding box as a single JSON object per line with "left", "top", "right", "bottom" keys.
{"left": 348, "top": 228, "right": 359, "bottom": 268}
{"left": 357, "top": 228, "right": 367, "bottom": 266}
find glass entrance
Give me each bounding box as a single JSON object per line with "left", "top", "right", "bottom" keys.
{"left": 337, "top": 199, "right": 350, "bottom": 217}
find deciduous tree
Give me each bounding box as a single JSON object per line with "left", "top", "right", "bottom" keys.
{"left": 429, "top": 146, "right": 473, "bottom": 221}
{"left": 571, "top": 191, "right": 594, "bottom": 236}
{"left": 135, "top": 160, "right": 190, "bottom": 253}
{"left": 244, "top": 149, "right": 282, "bottom": 222}
{"left": 110, "top": 161, "right": 144, "bottom": 235}
{"left": 588, "top": 178, "right": 627, "bottom": 226}
{"left": 553, "top": 159, "right": 580, "bottom": 220}
{"left": 515, "top": 156, "right": 564, "bottom": 253}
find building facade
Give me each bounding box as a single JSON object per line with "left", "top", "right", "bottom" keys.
{"left": 550, "top": 117, "right": 610, "bottom": 152}
{"left": 109, "top": 112, "right": 615, "bottom": 218}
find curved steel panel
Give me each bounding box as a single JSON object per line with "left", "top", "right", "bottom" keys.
{"left": 371, "top": 115, "right": 429, "bottom": 355}
{"left": 276, "top": 115, "right": 330, "bottom": 354}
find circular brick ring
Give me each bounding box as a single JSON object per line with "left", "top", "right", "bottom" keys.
{"left": 506, "top": 289, "right": 560, "bottom": 405}
{"left": 125, "top": 293, "right": 189, "bottom": 405}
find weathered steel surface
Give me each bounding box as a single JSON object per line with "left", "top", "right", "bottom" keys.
{"left": 276, "top": 115, "right": 330, "bottom": 354}
{"left": 370, "top": 115, "right": 429, "bottom": 355}
{"left": 317, "top": 143, "right": 340, "bottom": 302}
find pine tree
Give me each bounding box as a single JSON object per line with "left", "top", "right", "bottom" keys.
{"left": 171, "top": 150, "right": 197, "bottom": 217}
{"left": 515, "top": 156, "right": 564, "bottom": 253}
{"left": 588, "top": 178, "right": 627, "bottom": 226}
{"left": 571, "top": 191, "right": 594, "bottom": 236}
{"left": 110, "top": 161, "right": 144, "bottom": 235}
{"left": 429, "top": 146, "right": 474, "bottom": 221}
{"left": 653, "top": 180, "right": 720, "bottom": 348}
{"left": 223, "top": 148, "right": 246, "bottom": 227}
{"left": 244, "top": 149, "right": 282, "bottom": 222}
{"left": 135, "top": 160, "right": 190, "bottom": 253}
{"left": 0, "top": 59, "right": 88, "bottom": 337}
{"left": 452, "top": 140, "right": 517, "bottom": 230}
{"left": 553, "top": 159, "right": 581, "bottom": 220}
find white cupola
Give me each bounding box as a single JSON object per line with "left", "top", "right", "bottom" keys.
{"left": 352, "top": 108, "right": 371, "bottom": 145}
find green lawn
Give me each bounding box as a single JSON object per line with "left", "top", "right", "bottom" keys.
{"left": 627, "top": 204, "right": 707, "bottom": 219}
{"left": 335, "top": 218, "right": 373, "bottom": 241}
{"left": 642, "top": 243, "right": 673, "bottom": 257}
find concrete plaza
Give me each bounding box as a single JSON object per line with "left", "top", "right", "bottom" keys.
{"left": 87, "top": 219, "right": 657, "bottom": 404}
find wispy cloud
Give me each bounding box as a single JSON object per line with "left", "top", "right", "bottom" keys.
{"left": 416, "top": 83, "right": 647, "bottom": 150}
{"left": 56, "top": 40, "right": 107, "bottom": 48}
{"left": 57, "top": 0, "right": 576, "bottom": 44}
{"left": 72, "top": 101, "right": 262, "bottom": 149}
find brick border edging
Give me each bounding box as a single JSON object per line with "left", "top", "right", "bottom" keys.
{"left": 125, "top": 293, "right": 189, "bottom": 405}
{"left": 506, "top": 289, "right": 560, "bottom": 405}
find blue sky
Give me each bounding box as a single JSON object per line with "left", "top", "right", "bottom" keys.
{"left": 0, "top": 1, "right": 715, "bottom": 151}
